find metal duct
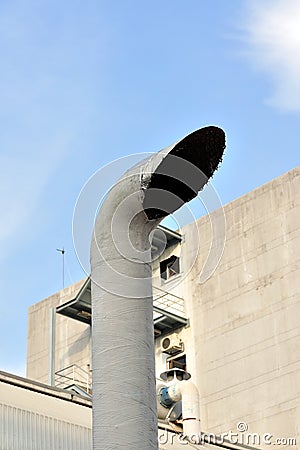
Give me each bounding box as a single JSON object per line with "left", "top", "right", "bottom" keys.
{"left": 90, "top": 126, "right": 225, "bottom": 450}
{"left": 160, "top": 380, "right": 201, "bottom": 443}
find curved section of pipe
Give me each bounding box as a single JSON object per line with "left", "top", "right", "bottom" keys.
{"left": 91, "top": 126, "right": 225, "bottom": 450}
{"left": 163, "top": 381, "right": 201, "bottom": 442}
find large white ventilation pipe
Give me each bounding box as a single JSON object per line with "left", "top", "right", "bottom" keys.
{"left": 160, "top": 380, "right": 201, "bottom": 442}
{"left": 90, "top": 126, "right": 225, "bottom": 450}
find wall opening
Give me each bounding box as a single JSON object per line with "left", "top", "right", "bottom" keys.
{"left": 167, "top": 353, "right": 186, "bottom": 371}
{"left": 160, "top": 255, "right": 180, "bottom": 281}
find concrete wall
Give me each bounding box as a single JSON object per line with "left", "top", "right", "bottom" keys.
{"left": 27, "top": 278, "right": 91, "bottom": 384}
{"left": 175, "top": 166, "right": 300, "bottom": 448}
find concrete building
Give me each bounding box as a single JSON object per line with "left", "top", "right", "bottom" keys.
{"left": 26, "top": 166, "right": 300, "bottom": 448}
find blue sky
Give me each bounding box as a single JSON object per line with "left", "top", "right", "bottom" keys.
{"left": 0, "top": 0, "right": 299, "bottom": 376}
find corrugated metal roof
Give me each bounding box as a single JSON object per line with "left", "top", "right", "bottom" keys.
{"left": 0, "top": 403, "right": 91, "bottom": 450}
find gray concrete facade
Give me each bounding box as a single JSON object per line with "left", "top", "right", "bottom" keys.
{"left": 178, "top": 166, "right": 300, "bottom": 447}
{"left": 27, "top": 279, "right": 91, "bottom": 385}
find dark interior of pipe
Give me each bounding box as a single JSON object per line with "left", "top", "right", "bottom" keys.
{"left": 143, "top": 126, "right": 226, "bottom": 220}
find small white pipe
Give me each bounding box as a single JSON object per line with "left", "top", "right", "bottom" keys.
{"left": 167, "top": 380, "right": 201, "bottom": 442}
{"left": 48, "top": 307, "right": 56, "bottom": 386}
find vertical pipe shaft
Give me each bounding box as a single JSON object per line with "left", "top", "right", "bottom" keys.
{"left": 91, "top": 187, "right": 159, "bottom": 449}
{"left": 48, "top": 307, "right": 56, "bottom": 386}
{"left": 91, "top": 282, "right": 157, "bottom": 449}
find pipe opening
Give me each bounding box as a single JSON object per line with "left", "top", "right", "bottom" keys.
{"left": 143, "top": 126, "right": 225, "bottom": 220}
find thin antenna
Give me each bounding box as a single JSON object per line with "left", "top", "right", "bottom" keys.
{"left": 56, "top": 247, "right": 65, "bottom": 289}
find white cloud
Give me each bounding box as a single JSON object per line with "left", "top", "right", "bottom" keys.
{"left": 241, "top": 0, "right": 300, "bottom": 111}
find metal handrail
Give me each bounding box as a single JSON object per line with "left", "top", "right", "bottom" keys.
{"left": 55, "top": 363, "right": 89, "bottom": 376}
{"left": 55, "top": 364, "right": 92, "bottom": 393}
{"left": 153, "top": 285, "right": 184, "bottom": 301}
{"left": 152, "top": 286, "right": 185, "bottom": 318}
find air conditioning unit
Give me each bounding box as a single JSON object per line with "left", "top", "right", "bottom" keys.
{"left": 161, "top": 333, "right": 183, "bottom": 355}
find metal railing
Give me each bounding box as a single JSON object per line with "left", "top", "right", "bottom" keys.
{"left": 55, "top": 364, "right": 92, "bottom": 394}
{"left": 152, "top": 286, "right": 185, "bottom": 320}
{"left": 55, "top": 290, "right": 185, "bottom": 392}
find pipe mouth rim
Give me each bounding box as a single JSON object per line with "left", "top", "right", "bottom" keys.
{"left": 143, "top": 126, "right": 226, "bottom": 220}
{"left": 170, "top": 125, "right": 225, "bottom": 178}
